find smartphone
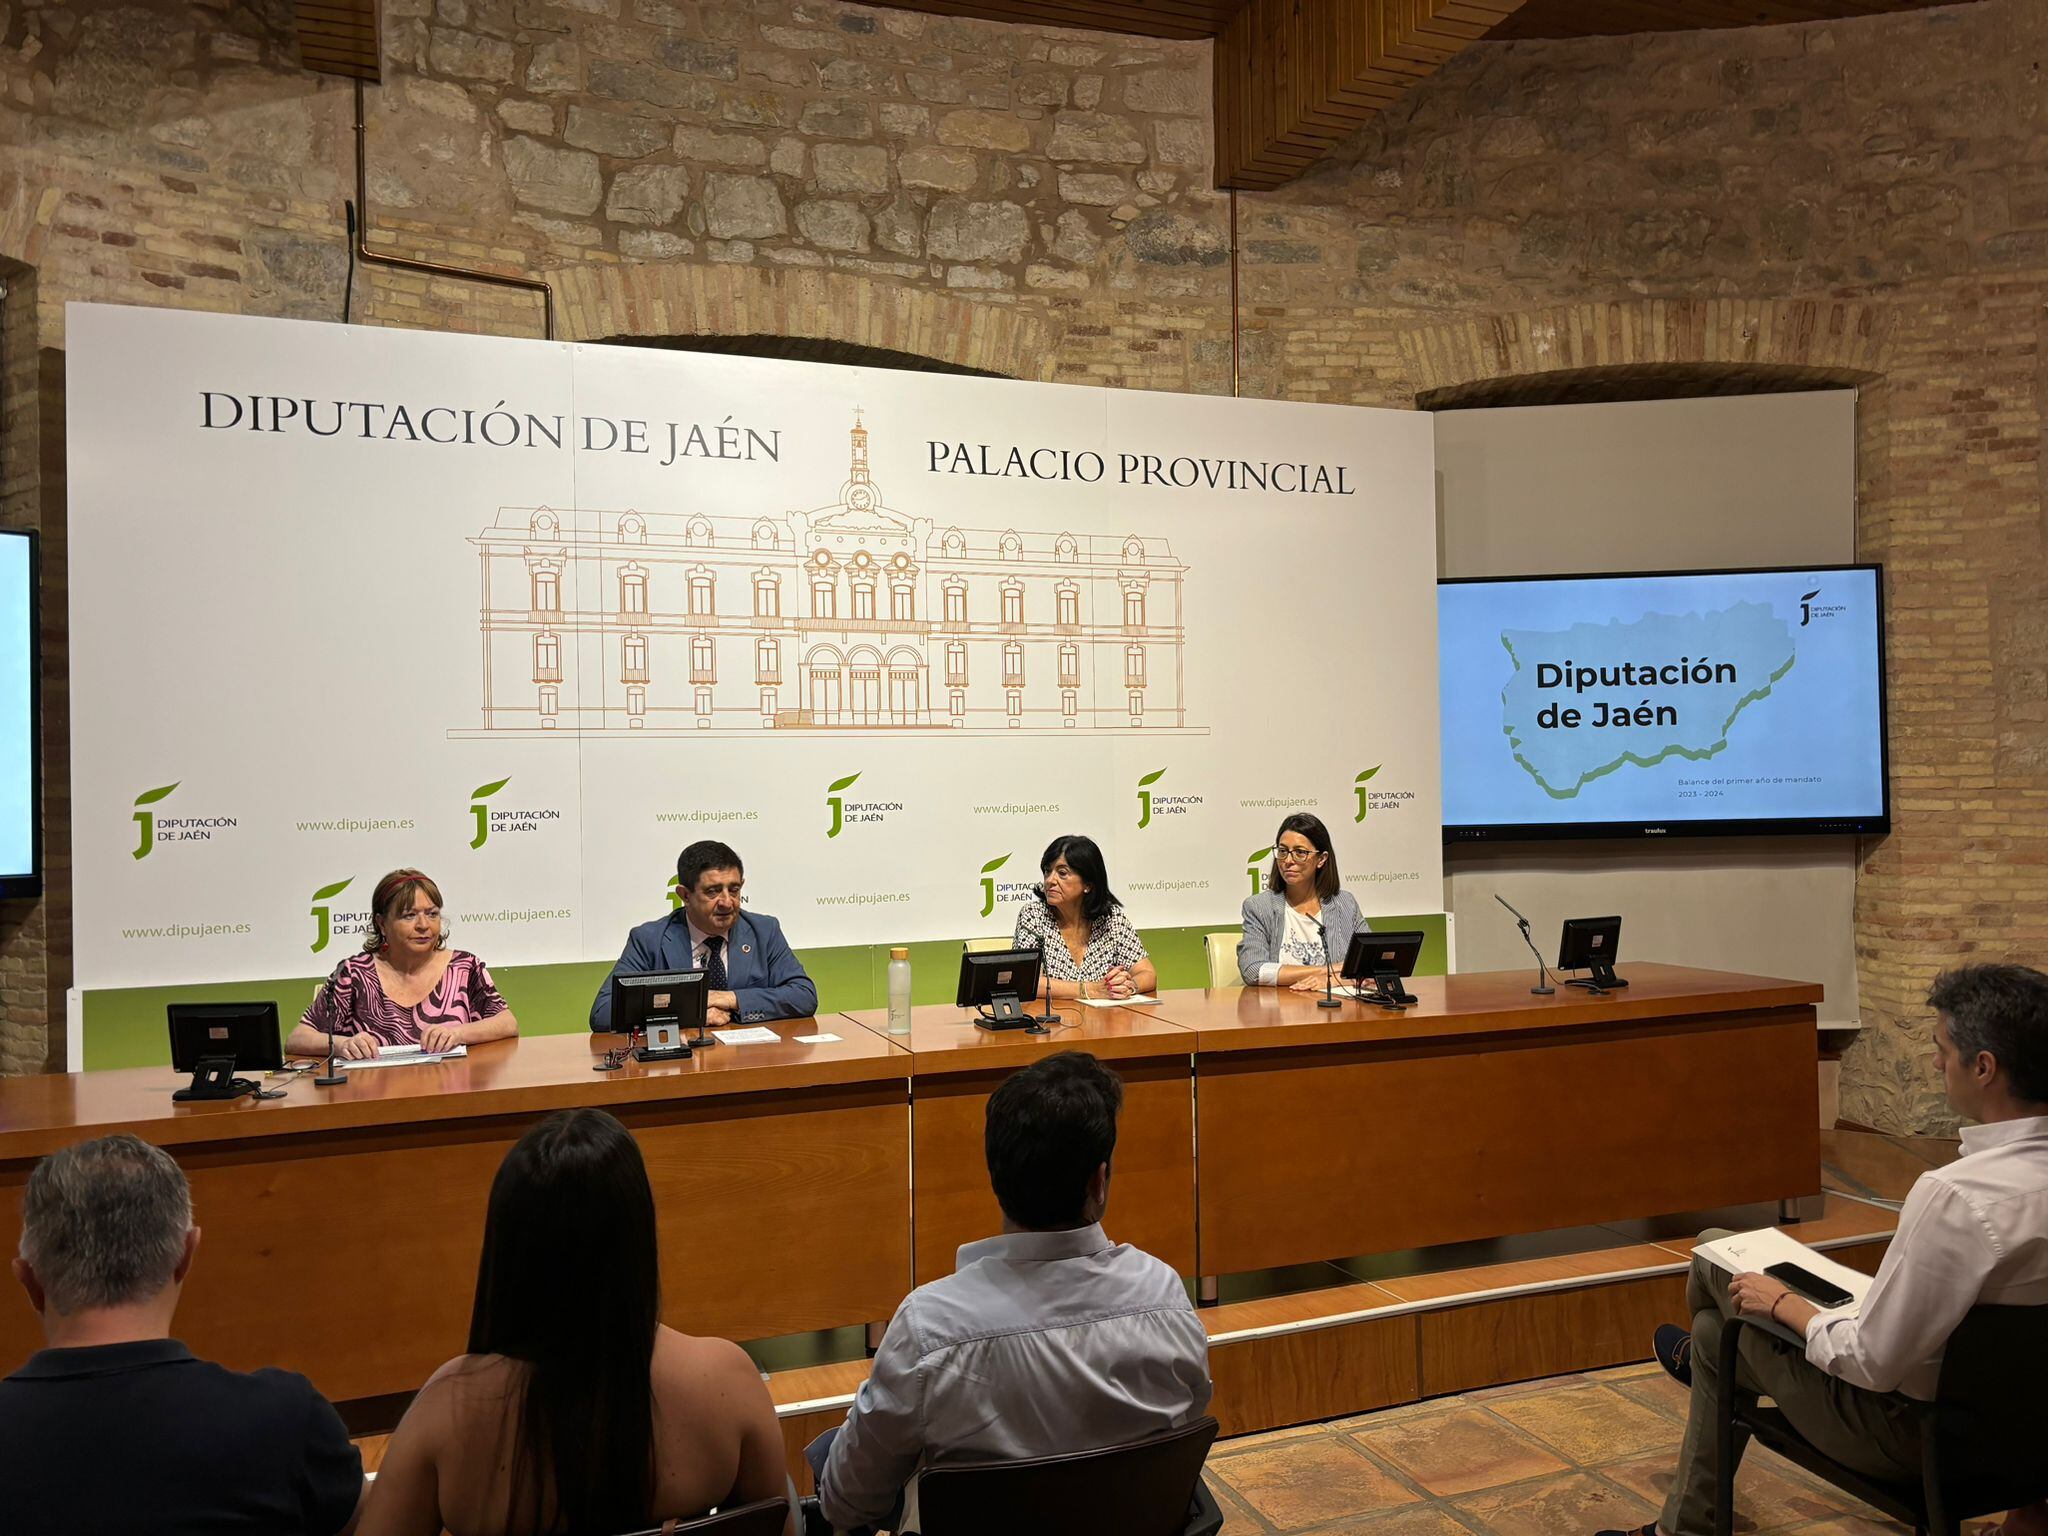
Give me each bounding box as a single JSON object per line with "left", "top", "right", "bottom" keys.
{"left": 1765, "top": 1261, "right": 1854, "bottom": 1309}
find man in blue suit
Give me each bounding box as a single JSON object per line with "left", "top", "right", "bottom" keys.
{"left": 589, "top": 839, "right": 818, "bottom": 1031}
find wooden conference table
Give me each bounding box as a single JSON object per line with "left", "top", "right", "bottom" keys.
{"left": 840, "top": 999, "right": 1198, "bottom": 1284}
{"left": 1139, "top": 964, "right": 1824, "bottom": 1277}
{"left": 0, "top": 1022, "right": 912, "bottom": 1404}
{"left": 0, "top": 964, "right": 1820, "bottom": 1410}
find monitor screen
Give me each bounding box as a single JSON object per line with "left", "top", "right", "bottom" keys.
{"left": 0, "top": 531, "right": 36, "bottom": 894}
{"left": 1439, "top": 564, "right": 1888, "bottom": 841}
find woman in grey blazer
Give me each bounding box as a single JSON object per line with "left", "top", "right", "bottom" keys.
{"left": 1237, "top": 812, "right": 1363, "bottom": 988}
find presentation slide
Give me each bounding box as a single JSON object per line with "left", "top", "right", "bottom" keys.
{"left": 0, "top": 532, "right": 31, "bottom": 879}
{"left": 1440, "top": 566, "right": 1888, "bottom": 835}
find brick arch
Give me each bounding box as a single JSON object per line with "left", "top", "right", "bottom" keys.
{"left": 0, "top": 184, "right": 60, "bottom": 283}
{"left": 1396, "top": 298, "right": 1891, "bottom": 402}
{"left": 548, "top": 263, "right": 1064, "bottom": 383}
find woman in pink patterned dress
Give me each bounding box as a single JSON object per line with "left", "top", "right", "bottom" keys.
{"left": 286, "top": 868, "right": 519, "bottom": 1061}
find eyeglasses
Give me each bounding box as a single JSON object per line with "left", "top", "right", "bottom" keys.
{"left": 1273, "top": 848, "right": 1320, "bottom": 864}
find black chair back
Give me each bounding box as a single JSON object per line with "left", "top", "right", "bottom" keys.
{"left": 1928, "top": 1303, "right": 2048, "bottom": 1512}
{"left": 912, "top": 1416, "right": 1220, "bottom": 1536}
{"left": 617, "top": 1496, "right": 793, "bottom": 1536}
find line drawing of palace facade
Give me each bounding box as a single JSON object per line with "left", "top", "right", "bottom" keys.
{"left": 468, "top": 416, "right": 1193, "bottom": 734}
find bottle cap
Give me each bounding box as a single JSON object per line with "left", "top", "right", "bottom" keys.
{"left": 890, "top": 946, "right": 909, "bottom": 960}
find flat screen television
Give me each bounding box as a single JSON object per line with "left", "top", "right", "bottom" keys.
{"left": 0, "top": 531, "right": 36, "bottom": 895}
{"left": 1439, "top": 563, "right": 1888, "bottom": 842}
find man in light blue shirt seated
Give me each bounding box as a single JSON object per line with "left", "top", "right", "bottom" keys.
{"left": 589, "top": 839, "right": 817, "bottom": 1031}
{"left": 809, "top": 1050, "right": 1213, "bottom": 1535}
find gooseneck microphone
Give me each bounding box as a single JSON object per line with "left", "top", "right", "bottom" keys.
{"left": 1495, "top": 894, "right": 1556, "bottom": 996}
{"left": 1032, "top": 928, "right": 1060, "bottom": 1032}
{"left": 313, "top": 974, "right": 349, "bottom": 1086}
{"left": 1313, "top": 916, "right": 1342, "bottom": 1009}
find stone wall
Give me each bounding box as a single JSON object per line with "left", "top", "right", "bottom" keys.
{"left": 2, "top": 0, "right": 2045, "bottom": 1126}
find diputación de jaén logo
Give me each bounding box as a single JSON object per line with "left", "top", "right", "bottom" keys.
{"left": 1800, "top": 588, "right": 1820, "bottom": 627}
{"left": 469, "top": 777, "right": 511, "bottom": 849}
{"left": 1354, "top": 765, "right": 1380, "bottom": 822}
{"left": 978, "top": 853, "right": 1010, "bottom": 918}
{"left": 131, "top": 782, "right": 179, "bottom": 860}
{"left": 826, "top": 772, "right": 861, "bottom": 839}
{"left": 309, "top": 877, "right": 353, "bottom": 954}
{"left": 1246, "top": 846, "right": 1272, "bottom": 896}
{"left": 1137, "top": 768, "right": 1165, "bottom": 829}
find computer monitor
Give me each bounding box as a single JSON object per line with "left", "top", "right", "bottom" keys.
{"left": 1558, "top": 916, "right": 1627, "bottom": 993}
{"left": 167, "top": 1002, "right": 284, "bottom": 1102}
{"left": 613, "top": 970, "right": 710, "bottom": 1049}
{"left": 1340, "top": 929, "right": 1425, "bottom": 1009}
{"left": 955, "top": 947, "right": 1045, "bottom": 1030}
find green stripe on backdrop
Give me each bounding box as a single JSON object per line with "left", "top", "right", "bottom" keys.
{"left": 79, "top": 915, "right": 1450, "bottom": 1070}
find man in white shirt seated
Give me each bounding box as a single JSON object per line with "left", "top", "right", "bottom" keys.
{"left": 1599, "top": 962, "right": 2048, "bottom": 1536}
{"left": 809, "top": 1050, "right": 1214, "bottom": 1535}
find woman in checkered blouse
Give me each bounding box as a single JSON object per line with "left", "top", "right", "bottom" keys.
{"left": 1010, "top": 834, "right": 1157, "bottom": 1003}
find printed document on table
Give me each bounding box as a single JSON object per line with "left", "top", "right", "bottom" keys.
{"left": 712, "top": 1026, "right": 781, "bottom": 1045}
{"left": 1695, "top": 1227, "right": 1871, "bottom": 1318}
{"left": 1080, "top": 995, "right": 1157, "bottom": 1007}
{"left": 341, "top": 1044, "right": 468, "bottom": 1070}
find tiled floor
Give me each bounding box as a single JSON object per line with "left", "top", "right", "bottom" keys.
{"left": 1202, "top": 1361, "right": 1936, "bottom": 1536}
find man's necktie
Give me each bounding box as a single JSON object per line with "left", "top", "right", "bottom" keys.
{"left": 703, "top": 934, "right": 728, "bottom": 992}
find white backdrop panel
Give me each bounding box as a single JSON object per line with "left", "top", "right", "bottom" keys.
{"left": 68, "top": 303, "right": 1441, "bottom": 989}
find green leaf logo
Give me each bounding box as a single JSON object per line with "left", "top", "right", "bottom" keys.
{"left": 311, "top": 878, "right": 353, "bottom": 903}
{"left": 1355, "top": 765, "right": 1382, "bottom": 822}
{"left": 1247, "top": 845, "right": 1273, "bottom": 865}
{"left": 828, "top": 773, "right": 861, "bottom": 794}
{"left": 134, "top": 782, "right": 179, "bottom": 806}
{"left": 981, "top": 854, "right": 1010, "bottom": 874}
{"left": 1138, "top": 769, "right": 1166, "bottom": 788}
{"left": 471, "top": 777, "right": 512, "bottom": 801}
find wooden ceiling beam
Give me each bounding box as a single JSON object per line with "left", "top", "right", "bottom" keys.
{"left": 1215, "top": 0, "right": 1529, "bottom": 190}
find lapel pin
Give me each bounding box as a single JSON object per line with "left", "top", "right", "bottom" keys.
{"left": 741, "top": 944, "right": 752, "bottom": 955}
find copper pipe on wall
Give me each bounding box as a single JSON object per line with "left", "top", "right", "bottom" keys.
{"left": 351, "top": 79, "right": 555, "bottom": 339}
{"left": 1228, "top": 187, "right": 1240, "bottom": 398}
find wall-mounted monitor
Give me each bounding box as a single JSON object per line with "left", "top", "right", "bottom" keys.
{"left": 1439, "top": 564, "right": 1888, "bottom": 842}
{"left": 0, "top": 530, "right": 37, "bottom": 895}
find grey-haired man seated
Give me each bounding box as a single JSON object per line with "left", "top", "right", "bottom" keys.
{"left": 1, "top": 1133, "right": 365, "bottom": 1536}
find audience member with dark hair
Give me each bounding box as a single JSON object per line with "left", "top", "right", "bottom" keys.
{"left": 1011, "top": 833, "right": 1157, "bottom": 1001}
{"left": 0, "top": 1133, "right": 364, "bottom": 1536}
{"left": 810, "top": 1050, "right": 1211, "bottom": 1535}
{"left": 590, "top": 840, "right": 817, "bottom": 1030}
{"left": 1598, "top": 963, "right": 2048, "bottom": 1536}
{"left": 361, "top": 1108, "right": 793, "bottom": 1536}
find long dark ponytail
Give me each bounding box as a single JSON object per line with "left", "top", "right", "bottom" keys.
{"left": 468, "top": 1108, "right": 660, "bottom": 1534}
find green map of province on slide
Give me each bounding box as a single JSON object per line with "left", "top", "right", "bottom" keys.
{"left": 1499, "top": 601, "right": 1798, "bottom": 800}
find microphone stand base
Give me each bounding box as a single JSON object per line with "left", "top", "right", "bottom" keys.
{"left": 313, "top": 1071, "right": 348, "bottom": 1087}
{"left": 1317, "top": 997, "right": 1344, "bottom": 1009}
{"left": 1529, "top": 982, "right": 1555, "bottom": 996}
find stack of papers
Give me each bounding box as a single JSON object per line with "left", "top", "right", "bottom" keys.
{"left": 340, "top": 1043, "right": 469, "bottom": 1070}
{"left": 1080, "top": 994, "right": 1157, "bottom": 1008}
{"left": 1695, "top": 1227, "right": 1872, "bottom": 1320}
{"left": 712, "top": 1026, "right": 782, "bottom": 1045}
